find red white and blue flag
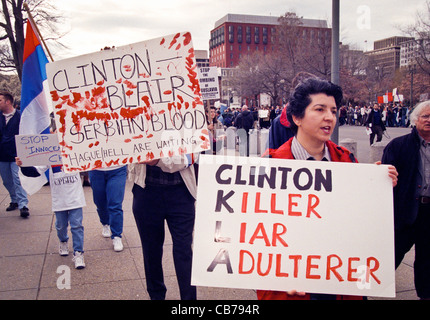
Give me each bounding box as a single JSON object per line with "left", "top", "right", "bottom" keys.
{"left": 20, "top": 19, "right": 51, "bottom": 134}
{"left": 19, "top": 20, "right": 52, "bottom": 194}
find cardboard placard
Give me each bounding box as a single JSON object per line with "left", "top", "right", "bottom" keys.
{"left": 15, "top": 134, "right": 61, "bottom": 166}
{"left": 46, "top": 32, "right": 209, "bottom": 172}
{"left": 192, "top": 155, "right": 396, "bottom": 298}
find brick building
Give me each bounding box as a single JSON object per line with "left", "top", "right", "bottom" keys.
{"left": 209, "top": 13, "right": 330, "bottom": 68}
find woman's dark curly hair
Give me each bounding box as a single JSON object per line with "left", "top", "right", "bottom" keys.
{"left": 287, "top": 77, "right": 343, "bottom": 134}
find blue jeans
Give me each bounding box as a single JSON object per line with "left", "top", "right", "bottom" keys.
{"left": 55, "top": 207, "right": 84, "bottom": 253}
{"left": 89, "top": 166, "right": 127, "bottom": 238}
{"left": 0, "top": 161, "right": 28, "bottom": 209}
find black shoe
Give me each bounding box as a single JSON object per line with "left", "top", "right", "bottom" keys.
{"left": 20, "top": 206, "right": 30, "bottom": 218}
{"left": 6, "top": 202, "right": 18, "bottom": 211}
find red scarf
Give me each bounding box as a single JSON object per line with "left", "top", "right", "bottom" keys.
{"left": 266, "top": 137, "right": 358, "bottom": 163}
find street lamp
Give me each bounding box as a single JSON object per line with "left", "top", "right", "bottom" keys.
{"left": 408, "top": 64, "right": 416, "bottom": 108}
{"left": 331, "top": 0, "right": 340, "bottom": 144}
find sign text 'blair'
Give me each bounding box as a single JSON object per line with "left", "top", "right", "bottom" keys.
{"left": 46, "top": 32, "right": 209, "bottom": 172}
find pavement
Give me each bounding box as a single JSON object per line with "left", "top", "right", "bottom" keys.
{"left": 0, "top": 125, "right": 419, "bottom": 300}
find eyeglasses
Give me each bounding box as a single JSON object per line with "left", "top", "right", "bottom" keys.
{"left": 419, "top": 114, "right": 430, "bottom": 120}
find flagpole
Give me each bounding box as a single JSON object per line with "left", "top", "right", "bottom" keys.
{"left": 23, "top": 2, "right": 54, "bottom": 62}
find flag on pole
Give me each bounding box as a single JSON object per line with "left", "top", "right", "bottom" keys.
{"left": 20, "top": 19, "right": 51, "bottom": 135}
{"left": 18, "top": 20, "right": 52, "bottom": 194}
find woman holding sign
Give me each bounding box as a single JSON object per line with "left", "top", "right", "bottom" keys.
{"left": 261, "top": 77, "right": 398, "bottom": 300}
{"left": 129, "top": 153, "right": 199, "bottom": 300}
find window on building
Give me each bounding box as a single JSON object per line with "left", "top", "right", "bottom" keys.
{"left": 262, "top": 27, "right": 268, "bottom": 44}
{"left": 220, "top": 26, "right": 225, "bottom": 44}
{"left": 228, "top": 25, "right": 234, "bottom": 43}
{"left": 254, "top": 27, "right": 260, "bottom": 44}
{"left": 271, "top": 28, "right": 276, "bottom": 44}
{"left": 246, "top": 26, "right": 251, "bottom": 44}
{"left": 237, "top": 26, "right": 243, "bottom": 43}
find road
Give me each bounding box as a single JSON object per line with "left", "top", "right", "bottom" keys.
{"left": 338, "top": 125, "right": 411, "bottom": 163}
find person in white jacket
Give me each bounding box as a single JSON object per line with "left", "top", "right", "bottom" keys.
{"left": 16, "top": 158, "right": 86, "bottom": 269}
{"left": 128, "top": 153, "right": 198, "bottom": 300}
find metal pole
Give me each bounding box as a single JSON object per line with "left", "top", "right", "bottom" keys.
{"left": 23, "top": 2, "right": 54, "bottom": 62}
{"left": 331, "top": 0, "right": 340, "bottom": 144}
{"left": 410, "top": 66, "right": 414, "bottom": 108}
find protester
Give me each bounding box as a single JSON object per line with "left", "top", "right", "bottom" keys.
{"left": 399, "top": 104, "right": 408, "bottom": 127}
{"left": 366, "top": 103, "right": 386, "bottom": 145}
{"left": 266, "top": 104, "right": 294, "bottom": 151}
{"left": 382, "top": 100, "right": 430, "bottom": 300}
{"left": 258, "top": 106, "right": 271, "bottom": 129}
{"left": 0, "top": 91, "right": 30, "bottom": 218}
{"left": 129, "top": 153, "right": 199, "bottom": 300}
{"left": 269, "top": 106, "right": 277, "bottom": 124}
{"left": 234, "top": 105, "right": 255, "bottom": 156}
{"left": 16, "top": 156, "right": 86, "bottom": 269}
{"left": 260, "top": 77, "right": 398, "bottom": 300}
{"left": 222, "top": 108, "right": 233, "bottom": 127}
{"left": 89, "top": 165, "right": 127, "bottom": 252}
{"left": 206, "top": 106, "right": 225, "bottom": 154}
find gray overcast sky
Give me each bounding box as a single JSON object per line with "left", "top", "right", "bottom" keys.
{"left": 53, "top": 0, "right": 425, "bottom": 59}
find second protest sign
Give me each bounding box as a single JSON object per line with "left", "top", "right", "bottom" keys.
{"left": 192, "top": 155, "right": 396, "bottom": 298}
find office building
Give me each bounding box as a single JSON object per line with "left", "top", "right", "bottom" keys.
{"left": 209, "top": 13, "right": 330, "bottom": 68}
{"left": 365, "top": 36, "right": 413, "bottom": 76}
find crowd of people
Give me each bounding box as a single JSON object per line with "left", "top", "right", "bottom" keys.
{"left": 1, "top": 76, "right": 429, "bottom": 301}
{"left": 339, "top": 103, "right": 413, "bottom": 128}
{"left": 217, "top": 105, "right": 283, "bottom": 130}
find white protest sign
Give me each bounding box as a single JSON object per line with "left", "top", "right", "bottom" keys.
{"left": 192, "top": 155, "right": 396, "bottom": 298}
{"left": 15, "top": 134, "right": 62, "bottom": 166}
{"left": 258, "top": 109, "right": 269, "bottom": 118}
{"left": 197, "top": 67, "right": 219, "bottom": 100}
{"left": 46, "top": 32, "right": 209, "bottom": 172}
{"left": 260, "top": 93, "right": 271, "bottom": 106}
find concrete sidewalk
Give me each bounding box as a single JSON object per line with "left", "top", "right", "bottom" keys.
{"left": 0, "top": 126, "right": 419, "bottom": 300}
{"left": 0, "top": 180, "right": 257, "bottom": 300}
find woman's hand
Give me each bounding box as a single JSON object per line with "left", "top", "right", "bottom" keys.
{"left": 286, "top": 290, "right": 306, "bottom": 297}
{"left": 138, "top": 159, "right": 159, "bottom": 166}
{"left": 15, "top": 157, "right": 23, "bottom": 167}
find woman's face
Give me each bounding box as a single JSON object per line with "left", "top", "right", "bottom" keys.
{"left": 293, "top": 93, "right": 337, "bottom": 146}
{"left": 207, "top": 108, "right": 216, "bottom": 120}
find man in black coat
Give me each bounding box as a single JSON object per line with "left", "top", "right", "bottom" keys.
{"left": 366, "top": 103, "right": 386, "bottom": 145}
{"left": 382, "top": 101, "right": 430, "bottom": 299}
{"left": 0, "top": 91, "right": 30, "bottom": 218}
{"left": 234, "top": 105, "right": 255, "bottom": 156}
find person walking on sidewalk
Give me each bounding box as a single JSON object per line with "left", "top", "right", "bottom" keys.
{"left": 0, "top": 91, "right": 30, "bottom": 218}
{"left": 235, "top": 105, "right": 255, "bottom": 156}
{"left": 366, "top": 103, "right": 386, "bottom": 145}
{"left": 382, "top": 100, "right": 430, "bottom": 300}
{"left": 16, "top": 157, "right": 86, "bottom": 269}
{"left": 89, "top": 165, "right": 127, "bottom": 252}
